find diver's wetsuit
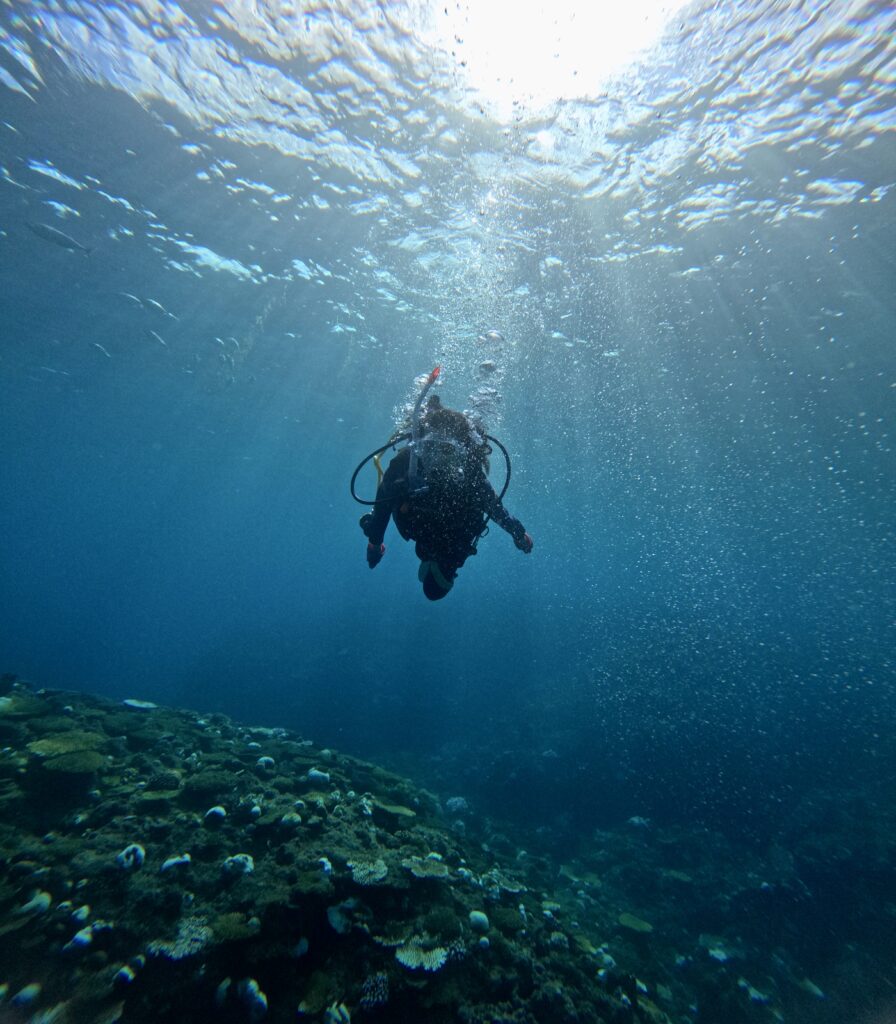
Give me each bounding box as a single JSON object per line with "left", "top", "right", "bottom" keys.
{"left": 364, "top": 446, "right": 528, "bottom": 599}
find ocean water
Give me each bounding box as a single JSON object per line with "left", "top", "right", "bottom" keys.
{"left": 0, "top": 0, "right": 894, "bottom": 1017}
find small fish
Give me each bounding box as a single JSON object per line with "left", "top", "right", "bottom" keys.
{"left": 120, "top": 291, "right": 144, "bottom": 308}
{"left": 92, "top": 342, "right": 111, "bottom": 358}
{"left": 148, "top": 329, "right": 167, "bottom": 347}
{"left": 145, "top": 298, "right": 178, "bottom": 320}
{"left": 28, "top": 221, "right": 91, "bottom": 253}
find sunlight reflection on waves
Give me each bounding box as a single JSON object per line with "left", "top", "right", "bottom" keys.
{"left": 15, "top": 1, "right": 894, "bottom": 210}
{"left": 4, "top": 0, "right": 894, "bottom": 388}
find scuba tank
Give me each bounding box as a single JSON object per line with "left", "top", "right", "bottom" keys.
{"left": 350, "top": 366, "right": 512, "bottom": 510}
{"left": 407, "top": 365, "right": 441, "bottom": 496}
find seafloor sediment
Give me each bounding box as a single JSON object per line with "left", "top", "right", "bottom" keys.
{"left": 0, "top": 678, "right": 890, "bottom": 1024}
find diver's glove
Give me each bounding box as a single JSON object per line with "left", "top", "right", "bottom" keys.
{"left": 510, "top": 521, "right": 533, "bottom": 553}
{"left": 367, "top": 542, "right": 385, "bottom": 569}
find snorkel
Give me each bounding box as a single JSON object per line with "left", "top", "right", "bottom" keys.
{"left": 408, "top": 365, "right": 440, "bottom": 495}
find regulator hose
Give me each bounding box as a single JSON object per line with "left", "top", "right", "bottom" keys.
{"left": 350, "top": 433, "right": 511, "bottom": 507}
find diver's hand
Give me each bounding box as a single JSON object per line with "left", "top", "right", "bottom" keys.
{"left": 367, "top": 542, "right": 385, "bottom": 568}
{"left": 515, "top": 532, "right": 533, "bottom": 554}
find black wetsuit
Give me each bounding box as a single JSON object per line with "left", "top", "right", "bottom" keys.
{"left": 365, "top": 446, "right": 527, "bottom": 584}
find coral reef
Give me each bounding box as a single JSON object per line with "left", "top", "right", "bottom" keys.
{"left": 1, "top": 680, "right": 892, "bottom": 1024}
{"left": 0, "top": 683, "right": 648, "bottom": 1023}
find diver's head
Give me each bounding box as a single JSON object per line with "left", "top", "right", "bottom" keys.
{"left": 419, "top": 560, "right": 454, "bottom": 600}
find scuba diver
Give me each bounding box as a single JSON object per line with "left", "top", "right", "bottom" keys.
{"left": 353, "top": 367, "right": 533, "bottom": 601}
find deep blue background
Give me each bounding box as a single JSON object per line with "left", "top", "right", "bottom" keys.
{"left": 1, "top": 31, "right": 894, "bottom": 847}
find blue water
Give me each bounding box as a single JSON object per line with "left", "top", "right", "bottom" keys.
{"left": 1, "top": 0, "right": 894, "bottom": 859}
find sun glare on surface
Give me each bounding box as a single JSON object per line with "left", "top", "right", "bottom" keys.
{"left": 432, "top": 0, "right": 691, "bottom": 119}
